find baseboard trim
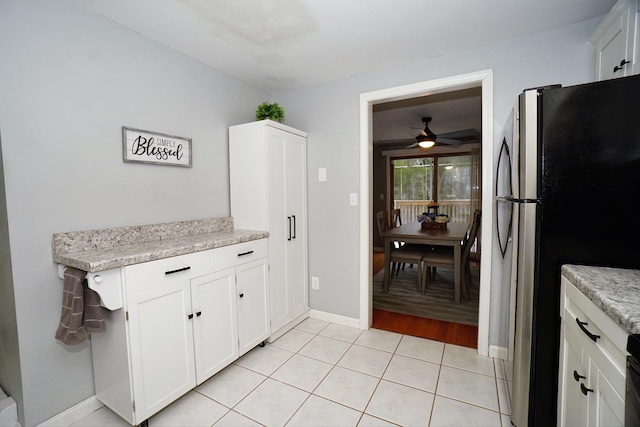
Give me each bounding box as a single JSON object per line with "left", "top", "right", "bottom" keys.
{"left": 308, "top": 309, "right": 362, "bottom": 329}
{"left": 38, "top": 396, "right": 103, "bottom": 427}
{"left": 267, "top": 309, "right": 310, "bottom": 343}
{"left": 489, "top": 344, "right": 508, "bottom": 360}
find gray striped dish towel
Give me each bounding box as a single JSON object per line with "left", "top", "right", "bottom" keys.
{"left": 55, "top": 266, "right": 106, "bottom": 345}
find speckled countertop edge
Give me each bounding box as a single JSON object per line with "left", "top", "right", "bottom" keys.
{"left": 53, "top": 229, "right": 268, "bottom": 272}
{"left": 52, "top": 217, "right": 268, "bottom": 272}
{"left": 562, "top": 264, "right": 640, "bottom": 335}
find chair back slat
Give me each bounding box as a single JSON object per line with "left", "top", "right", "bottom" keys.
{"left": 376, "top": 210, "right": 390, "bottom": 236}
{"left": 391, "top": 208, "right": 402, "bottom": 227}
{"left": 462, "top": 210, "right": 481, "bottom": 260}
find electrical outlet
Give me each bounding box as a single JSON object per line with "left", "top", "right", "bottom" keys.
{"left": 311, "top": 276, "right": 319, "bottom": 290}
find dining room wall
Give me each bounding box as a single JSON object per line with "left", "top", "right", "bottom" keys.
{"left": 0, "top": 1, "right": 270, "bottom": 425}
{"left": 274, "top": 17, "right": 600, "bottom": 348}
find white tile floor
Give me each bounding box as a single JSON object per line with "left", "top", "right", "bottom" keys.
{"left": 72, "top": 318, "right": 514, "bottom": 427}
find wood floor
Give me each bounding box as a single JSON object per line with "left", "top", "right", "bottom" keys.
{"left": 371, "top": 252, "right": 478, "bottom": 349}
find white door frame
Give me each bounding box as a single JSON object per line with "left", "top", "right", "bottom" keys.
{"left": 358, "top": 69, "right": 494, "bottom": 356}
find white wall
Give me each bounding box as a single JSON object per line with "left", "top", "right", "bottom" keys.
{"left": 275, "top": 18, "right": 600, "bottom": 342}
{"left": 0, "top": 1, "right": 269, "bottom": 425}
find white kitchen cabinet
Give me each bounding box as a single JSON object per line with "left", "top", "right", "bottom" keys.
{"left": 559, "top": 326, "right": 589, "bottom": 427}
{"left": 91, "top": 240, "right": 269, "bottom": 426}
{"left": 557, "top": 275, "right": 627, "bottom": 427}
{"left": 591, "top": 0, "right": 638, "bottom": 80}
{"left": 236, "top": 258, "right": 270, "bottom": 355}
{"left": 230, "top": 120, "right": 309, "bottom": 341}
{"left": 190, "top": 269, "right": 238, "bottom": 382}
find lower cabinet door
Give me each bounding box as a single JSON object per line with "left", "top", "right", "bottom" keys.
{"left": 127, "top": 282, "right": 196, "bottom": 422}
{"left": 591, "top": 359, "right": 625, "bottom": 427}
{"left": 236, "top": 258, "right": 269, "bottom": 356}
{"left": 191, "top": 269, "right": 239, "bottom": 384}
{"left": 560, "top": 327, "right": 589, "bottom": 427}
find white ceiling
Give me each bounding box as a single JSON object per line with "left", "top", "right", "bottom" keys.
{"left": 70, "top": 0, "right": 614, "bottom": 142}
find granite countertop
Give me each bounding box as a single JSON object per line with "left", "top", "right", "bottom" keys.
{"left": 562, "top": 264, "right": 640, "bottom": 335}
{"left": 52, "top": 217, "right": 268, "bottom": 272}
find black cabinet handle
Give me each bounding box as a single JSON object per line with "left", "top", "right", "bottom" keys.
{"left": 165, "top": 266, "right": 191, "bottom": 275}
{"left": 614, "top": 59, "right": 630, "bottom": 72}
{"left": 580, "top": 383, "right": 594, "bottom": 395}
{"left": 573, "top": 370, "right": 586, "bottom": 382}
{"left": 187, "top": 313, "right": 194, "bottom": 319}
{"left": 238, "top": 250, "right": 254, "bottom": 257}
{"left": 576, "top": 318, "right": 601, "bottom": 342}
{"left": 287, "top": 216, "right": 292, "bottom": 241}
{"left": 292, "top": 215, "right": 296, "bottom": 239}
{"left": 196, "top": 311, "right": 202, "bottom": 317}
{"left": 239, "top": 293, "right": 244, "bottom": 298}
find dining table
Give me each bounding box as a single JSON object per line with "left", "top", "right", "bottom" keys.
{"left": 380, "top": 222, "right": 469, "bottom": 303}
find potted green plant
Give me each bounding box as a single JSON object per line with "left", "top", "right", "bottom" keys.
{"left": 255, "top": 101, "right": 285, "bottom": 123}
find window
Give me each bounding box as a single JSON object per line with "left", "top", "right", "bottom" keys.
{"left": 393, "top": 158, "right": 434, "bottom": 201}
{"left": 393, "top": 153, "right": 472, "bottom": 224}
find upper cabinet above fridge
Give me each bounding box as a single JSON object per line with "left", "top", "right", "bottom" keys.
{"left": 591, "top": 0, "right": 639, "bottom": 81}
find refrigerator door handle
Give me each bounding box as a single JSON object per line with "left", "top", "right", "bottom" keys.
{"left": 495, "top": 196, "right": 540, "bottom": 204}
{"left": 511, "top": 201, "right": 538, "bottom": 427}
{"left": 512, "top": 198, "right": 540, "bottom": 204}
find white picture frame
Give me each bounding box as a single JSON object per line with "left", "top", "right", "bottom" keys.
{"left": 122, "top": 126, "right": 192, "bottom": 167}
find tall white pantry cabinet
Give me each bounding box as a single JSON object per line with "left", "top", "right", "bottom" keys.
{"left": 229, "top": 120, "right": 309, "bottom": 341}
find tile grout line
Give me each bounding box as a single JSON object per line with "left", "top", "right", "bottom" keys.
{"left": 214, "top": 319, "right": 506, "bottom": 426}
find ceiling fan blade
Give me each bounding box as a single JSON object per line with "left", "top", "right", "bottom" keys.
{"left": 438, "top": 128, "right": 480, "bottom": 140}
{"left": 405, "top": 142, "right": 419, "bottom": 148}
{"left": 409, "top": 127, "right": 428, "bottom": 136}
{"left": 436, "top": 137, "right": 463, "bottom": 145}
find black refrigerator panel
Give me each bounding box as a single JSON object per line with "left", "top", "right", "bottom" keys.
{"left": 527, "top": 74, "right": 640, "bottom": 426}
{"left": 540, "top": 75, "right": 640, "bottom": 264}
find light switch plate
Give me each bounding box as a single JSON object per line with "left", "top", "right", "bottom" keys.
{"left": 318, "top": 168, "right": 327, "bottom": 182}
{"left": 349, "top": 193, "right": 358, "bottom": 206}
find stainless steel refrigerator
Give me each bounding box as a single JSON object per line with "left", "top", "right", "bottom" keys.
{"left": 496, "top": 75, "right": 640, "bottom": 426}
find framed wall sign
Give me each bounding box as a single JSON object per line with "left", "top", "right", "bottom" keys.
{"left": 122, "top": 126, "right": 192, "bottom": 167}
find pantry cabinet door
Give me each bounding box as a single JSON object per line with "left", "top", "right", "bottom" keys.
{"left": 127, "top": 282, "right": 195, "bottom": 421}
{"left": 266, "top": 130, "right": 289, "bottom": 332}
{"left": 284, "top": 134, "right": 308, "bottom": 319}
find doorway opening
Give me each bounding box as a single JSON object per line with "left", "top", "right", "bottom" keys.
{"left": 359, "top": 70, "right": 494, "bottom": 356}
{"left": 372, "top": 149, "right": 482, "bottom": 348}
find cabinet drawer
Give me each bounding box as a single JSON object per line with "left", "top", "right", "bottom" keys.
{"left": 125, "top": 250, "right": 215, "bottom": 296}
{"left": 214, "top": 239, "right": 267, "bottom": 271}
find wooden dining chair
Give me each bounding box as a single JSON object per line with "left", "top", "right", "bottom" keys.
{"left": 376, "top": 210, "right": 426, "bottom": 291}
{"left": 391, "top": 208, "right": 426, "bottom": 273}
{"left": 420, "top": 209, "right": 481, "bottom": 301}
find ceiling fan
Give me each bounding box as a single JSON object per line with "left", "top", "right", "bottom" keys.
{"left": 406, "top": 117, "right": 479, "bottom": 149}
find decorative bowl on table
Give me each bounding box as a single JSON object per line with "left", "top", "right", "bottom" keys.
{"left": 418, "top": 212, "right": 450, "bottom": 230}
{"left": 421, "top": 222, "right": 447, "bottom": 230}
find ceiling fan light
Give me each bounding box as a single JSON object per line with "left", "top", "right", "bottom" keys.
{"left": 418, "top": 139, "right": 435, "bottom": 149}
